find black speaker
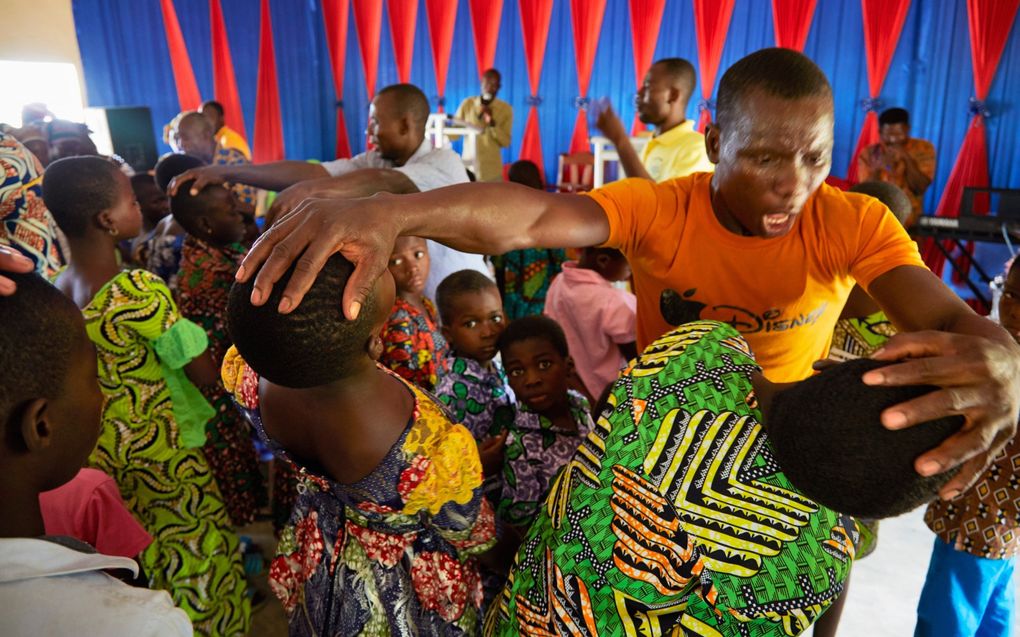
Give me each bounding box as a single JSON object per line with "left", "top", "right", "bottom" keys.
{"left": 86, "top": 106, "right": 158, "bottom": 172}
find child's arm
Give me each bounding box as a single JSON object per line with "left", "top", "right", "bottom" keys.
{"left": 184, "top": 351, "right": 219, "bottom": 387}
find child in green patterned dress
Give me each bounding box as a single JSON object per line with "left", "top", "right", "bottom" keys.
{"left": 45, "top": 156, "right": 250, "bottom": 636}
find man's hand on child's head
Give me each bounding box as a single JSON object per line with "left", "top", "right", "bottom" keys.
{"left": 167, "top": 165, "right": 230, "bottom": 197}
{"left": 237, "top": 194, "right": 400, "bottom": 318}
{"left": 863, "top": 330, "right": 1020, "bottom": 500}
{"left": 0, "top": 246, "right": 34, "bottom": 295}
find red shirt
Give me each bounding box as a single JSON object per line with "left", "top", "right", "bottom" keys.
{"left": 39, "top": 468, "right": 152, "bottom": 559}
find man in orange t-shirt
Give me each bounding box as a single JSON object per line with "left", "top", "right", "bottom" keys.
{"left": 236, "top": 48, "right": 1020, "bottom": 541}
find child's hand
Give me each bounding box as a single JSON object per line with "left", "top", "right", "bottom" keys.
{"left": 478, "top": 431, "right": 509, "bottom": 477}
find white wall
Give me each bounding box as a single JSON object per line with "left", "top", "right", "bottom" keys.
{"left": 0, "top": 0, "right": 86, "bottom": 101}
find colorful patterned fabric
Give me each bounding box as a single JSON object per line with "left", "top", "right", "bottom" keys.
{"left": 492, "top": 248, "right": 566, "bottom": 320}
{"left": 0, "top": 132, "right": 66, "bottom": 278}
{"left": 213, "top": 147, "right": 257, "bottom": 207}
{"left": 145, "top": 231, "right": 185, "bottom": 292}
{"left": 499, "top": 390, "right": 592, "bottom": 529}
{"left": 855, "top": 137, "right": 936, "bottom": 226}
{"left": 828, "top": 310, "right": 896, "bottom": 362}
{"left": 222, "top": 352, "right": 497, "bottom": 636}
{"left": 925, "top": 434, "right": 1020, "bottom": 559}
{"left": 485, "top": 321, "right": 860, "bottom": 637}
{"left": 435, "top": 355, "right": 516, "bottom": 441}
{"left": 177, "top": 237, "right": 267, "bottom": 526}
{"left": 84, "top": 269, "right": 250, "bottom": 636}
{"left": 380, "top": 296, "right": 449, "bottom": 392}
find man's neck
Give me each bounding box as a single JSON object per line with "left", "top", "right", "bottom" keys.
{"left": 655, "top": 112, "right": 688, "bottom": 137}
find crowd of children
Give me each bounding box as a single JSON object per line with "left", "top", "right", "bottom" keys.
{"left": 0, "top": 47, "right": 1018, "bottom": 637}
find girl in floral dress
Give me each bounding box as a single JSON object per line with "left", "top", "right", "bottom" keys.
{"left": 44, "top": 156, "right": 249, "bottom": 636}
{"left": 224, "top": 253, "right": 496, "bottom": 636}
{"left": 380, "top": 236, "right": 449, "bottom": 391}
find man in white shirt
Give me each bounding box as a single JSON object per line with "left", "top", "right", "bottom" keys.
{"left": 169, "top": 83, "right": 489, "bottom": 298}
{"left": 0, "top": 270, "right": 192, "bottom": 637}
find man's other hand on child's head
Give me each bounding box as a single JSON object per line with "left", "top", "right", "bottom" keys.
{"left": 864, "top": 330, "right": 1020, "bottom": 501}
{"left": 0, "top": 246, "right": 35, "bottom": 295}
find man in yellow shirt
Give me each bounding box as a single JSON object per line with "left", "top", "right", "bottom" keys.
{"left": 453, "top": 69, "right": 512, "bottom": 182}
{"left": 596, "top": 58, "right": 714, "bottom": 182}
{"left": 237, "top": 48, "right": 1020, "bottom": 533}
{"left": 200, "top": 100, "right": 251, "bottom": 161}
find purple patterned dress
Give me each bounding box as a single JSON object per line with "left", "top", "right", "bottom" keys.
{"left": 498, "top": 390, "right": 592, "bottom": 528}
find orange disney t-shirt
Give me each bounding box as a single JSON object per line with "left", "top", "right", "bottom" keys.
{"left": 586, "top": 172, "right": 925, "bottom": 382}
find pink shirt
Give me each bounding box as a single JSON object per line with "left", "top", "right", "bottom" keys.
{"left": 39, "top": 468, "right": 152, "bottom": 559}
{"left": 544, "top": 262, "right": 637, "bottom": 397}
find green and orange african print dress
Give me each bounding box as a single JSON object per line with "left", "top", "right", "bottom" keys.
{"left": 84, "top": 269, "right": 250, "bottom": 636}
{"left": 485, "top": 321, "right": 859, "bottom": 636}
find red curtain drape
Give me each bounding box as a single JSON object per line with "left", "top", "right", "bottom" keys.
{"left": 921, "top": 0, "right": 1020, "bottom": 279}
{"left": 771, "top": 0, "right": 817, "bottom": 51}
{"left": 518, "top": 0, "right": 554, "bottom": 178}
{"left": 628, "top": 0, "right": 667, "bottom": 135}
{"left": 159, "top": 0, "right": 201, "bottom": 111}
{"left": 692, "top": 0, "right": 735, "bottom": 131}
{"left": 846, "top": 0, "right": 911, "bottom": 183}
{"left": 322, "top": 0, "right": 352, "bottom": 158}
{"left": 210, "top": 0, "right": 246, "bottom": 138}
{"left": 253, "top": 0, "right": 284, "bottom": 162}
{"left": 387, "top": 0, "right": 418, "bottom": 84}
{"left": 468, "top": 0, "right": 503, "bottom": 74}
{"left": 568, "top": 0, "right": 607, "bottom": 153}
{"left": 353, "top": 0, "right": 383, "bottom": 99}
{"left": 425, "top": 0, "right": 458, "bottom": 111}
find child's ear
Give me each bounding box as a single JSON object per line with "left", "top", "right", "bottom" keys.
{"left": 366, "top": 333, "right": 384, "bottom": 361}
{"left": 18, "top": 398, "right": 52, "bottom": 452}
{"left": 95, "top": 209, "right": 116, "bottom": 234}
{"left": 704, "top": 124, "right": 721, "bottom": 164}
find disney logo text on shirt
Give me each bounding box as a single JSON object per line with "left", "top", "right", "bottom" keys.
{"left": 661, "top": 288, "right": 828, "bottom": 334}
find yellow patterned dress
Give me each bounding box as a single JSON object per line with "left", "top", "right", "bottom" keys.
{"left": 223, "top": 352, "right": 496, "bottom": 636}
{"left": 84, "top": 269, "right": 250, "bottom": 636}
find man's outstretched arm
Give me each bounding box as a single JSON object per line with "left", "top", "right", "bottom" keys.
{"left": 264, "top": 169, "right": 421, "bottom": 227}
{"left": 168, "top": 160, "right": 330, "bottom": 195}
{"left": 238, "top": 182, "right": 610, "bottom": 317}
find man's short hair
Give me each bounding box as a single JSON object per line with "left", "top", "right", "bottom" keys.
{"left": 0, "top": 271, "right": 81, "bottom": 430}
{"left": 201, "top": 100, "right": 224, "bottom": 116}
{"left": 482, "top": 68, "right": 501, "bottom": 81}
{"left": 768, "top": 358, "right": 962, "bottom": 519}
{"left": 849, "top": 181, "right": 913, "bottom": 226}
{"left": 879, "top": 107, "right": 910, "bottom": 127}
{"left": 376, "top": 83, "right": 430, "bottom": 131}
{"left": 653, "top": 58, "right": 696, "bottom": 96}
{"left": 178, "top": 111, "right": 214, "bottom": 137}
{"left": 42, "top": 156, "right": 122, "bottom": 238}
{"left": 154, "top": 153, "right": 205, "bottom": 193}
{"left": 499, "top": 315, "right": 570, "bottom": 358}
{"left": 436, "top": 270, "right": 499, "bottom": 324}
{"left": 715, "top": 48, "right": 832, "bottom": 129}
{"left": 227, "top": 254, "right": 380, "bottom": 388}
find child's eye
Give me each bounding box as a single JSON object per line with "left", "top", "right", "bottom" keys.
{"left": 757, "top": 155, "right": 773, "bottom": 165}
{"left": 538, "top": 360, "right": 552, "bottom": 370}
{"left": 508, "top": 368, "right": 523, "bottom": 377}
{"left": 491, "top": 314, "right": 503, "bottom": 323}
{"left": 414, "top": 251, "right": 425, "bottom": 259}
{"left": 389, "top": 257, "right": 403, "bottom": 266}
{"left": 463, "top": 320, "right": 478, "bottom": 328}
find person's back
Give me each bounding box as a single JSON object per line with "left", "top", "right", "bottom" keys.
{"left": 486, "top": 319, "right": 959, "bottom": 636}
{"left": 225, "top": 253, "right": 496, "bottom": 635}
{"left": 0, "top": 271, "right": 192, "bottom": 637}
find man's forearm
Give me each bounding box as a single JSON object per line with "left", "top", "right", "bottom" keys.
{"left": 223, "top": 160, "right": 329, "bottom": 191}
{"left": 305, "top": 169, "right": 419, "bottom": 199}
{"left": 383, "top": 182, "right": 610, "bottom": 255}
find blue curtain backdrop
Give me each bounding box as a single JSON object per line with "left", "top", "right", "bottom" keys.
{"left": 73, "top": 0, "right": 1018, "bottom": 215}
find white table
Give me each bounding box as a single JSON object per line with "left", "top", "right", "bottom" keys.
{"left": 426, "top": 113, "right": 481, "bottom": 178}
{"left": 591, "top": 134, "right": 650, "bottom": 187}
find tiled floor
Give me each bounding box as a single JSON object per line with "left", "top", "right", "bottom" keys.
{"left": 244, "top": 508, "right": 1019, "bottom": 636}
